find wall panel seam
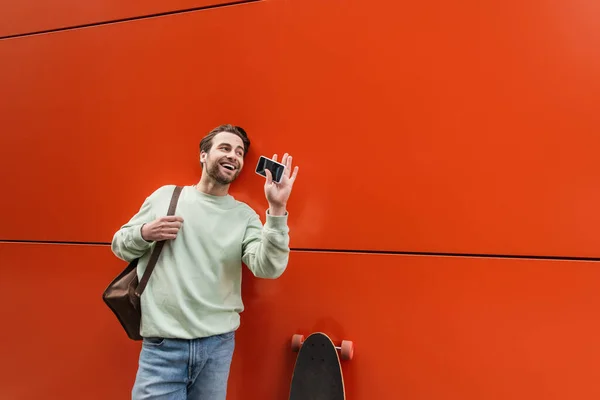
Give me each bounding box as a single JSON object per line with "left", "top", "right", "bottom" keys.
{"left": 1, "top": 240, "right": 599, "bottom": 262}
{"left": 0, "top": 0, "right": 262, "bottom": 40}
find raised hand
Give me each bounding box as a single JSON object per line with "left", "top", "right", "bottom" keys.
{"left": 264, "top": 153, "right": 299, "bottom": 215}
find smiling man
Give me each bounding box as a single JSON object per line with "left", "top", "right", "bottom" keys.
{"left": 111, "top": 124, "right": 299, "bottom": 400}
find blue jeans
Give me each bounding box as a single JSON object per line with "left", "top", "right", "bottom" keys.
{"left": 132, "top": 332, "right": 235, "bottom": 400}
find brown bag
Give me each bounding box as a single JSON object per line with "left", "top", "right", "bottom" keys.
{"left": 102, "top": 185, "right": 183, "bottom": 340}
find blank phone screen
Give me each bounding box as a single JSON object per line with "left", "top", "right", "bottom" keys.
{"left": 256, "top": 157, "right": 285, "bottom": 183}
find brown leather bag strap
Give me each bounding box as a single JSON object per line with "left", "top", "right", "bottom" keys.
{"left": 135, "top": 185, "right": 183, "bottom": 297}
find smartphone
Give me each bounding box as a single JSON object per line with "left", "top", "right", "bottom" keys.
{"left": 255, "top": 155, "right": 285, "bottom": 183}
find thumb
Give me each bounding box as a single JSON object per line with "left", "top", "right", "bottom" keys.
{"left": 264, "top": 169, "right": 273, "bottom": 185}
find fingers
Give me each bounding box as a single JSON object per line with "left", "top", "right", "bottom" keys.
{"left": 157, "top": 231, "right": 178, "bottom": 240}
{"left": 161, "top": 216, "right": 183, "bottom": 222}
{"left": 264, "top": 168, "right": 273, "bottom": 185}
{"left": 272, "top": 152, "right": 296, "bottom": 180}
{"left": 159, "top": 217, "right": 182, "bottom": 230}
{"left": 290, "top": 165, "right": 299, "bottom": 181}
{"left": 158, "top": 229, "right": 180, "bottom": 240}
{"left": 285, "top": 154, "right": 292, "bottom": 177}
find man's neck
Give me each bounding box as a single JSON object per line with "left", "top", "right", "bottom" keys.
{"left": 196, "top": 176, "right": 229, "bottom": 197}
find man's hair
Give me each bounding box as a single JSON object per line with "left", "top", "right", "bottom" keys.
{"left": 199, "top": 124, "right": 251, "bottom": 156}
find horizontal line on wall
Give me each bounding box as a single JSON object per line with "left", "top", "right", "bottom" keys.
{"left": 291, "top": 248, "right": 600, "bottom": 262}
{"left": 0, "top": 239, "right": 110, "bottom": 246}
{"left": 0, "top": 0, "right": 261, "bottom": 40}
{"left": 1, "top": 239, "right": 599, "bottom": 262}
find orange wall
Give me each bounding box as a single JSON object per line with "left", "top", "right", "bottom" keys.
{"left": 1, "top": 0, "right": 600, "bottom": 399}
{"left": 2, "top": 0, "right": 600, "bottom": 256}
{"left": 2, "top": 243, "right": 600, "bottom": 399}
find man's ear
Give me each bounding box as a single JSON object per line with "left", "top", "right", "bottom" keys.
{"left": 200, "top": 151, "right": 207, "bottom": 165}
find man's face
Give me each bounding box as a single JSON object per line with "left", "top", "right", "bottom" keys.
{"left": 201, "top": 132, "right": 245, "bottom": 185}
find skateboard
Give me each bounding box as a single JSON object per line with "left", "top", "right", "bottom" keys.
{"left": 289, "top": 332, "right": 354, "bottom": 400}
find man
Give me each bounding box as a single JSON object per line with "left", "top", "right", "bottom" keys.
{"left": 111, "top": 124, "right": 299, "bottom": 400}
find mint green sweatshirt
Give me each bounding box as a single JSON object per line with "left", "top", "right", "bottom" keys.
{"left": 111, "top": 185, "right": 290, "bottom": 339}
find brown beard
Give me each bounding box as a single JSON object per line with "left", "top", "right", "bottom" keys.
{"left": 207, "top": 159, "right": 240, "bottom": 185}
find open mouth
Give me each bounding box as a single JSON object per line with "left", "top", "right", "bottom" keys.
{"left": 220, "top": 162, "right": 236, "bottom": 172}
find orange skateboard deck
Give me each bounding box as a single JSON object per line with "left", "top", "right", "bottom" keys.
{"left": 289, "top": 332, "right": 354, "bottom": 400}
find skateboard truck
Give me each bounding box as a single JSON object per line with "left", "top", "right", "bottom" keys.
{"left": 291, "top": 334, "right": 355, "bottom": 361}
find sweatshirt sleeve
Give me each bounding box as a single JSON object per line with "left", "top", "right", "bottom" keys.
{"left": 241, "top": 210, "right": 290, "bottom": 279}
{"left": 111, "top": 195, "right": 157, "bottom": 262}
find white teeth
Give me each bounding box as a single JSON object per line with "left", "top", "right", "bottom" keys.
{"left": 221, "top": 163, "right": 235, "bottom": 170}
